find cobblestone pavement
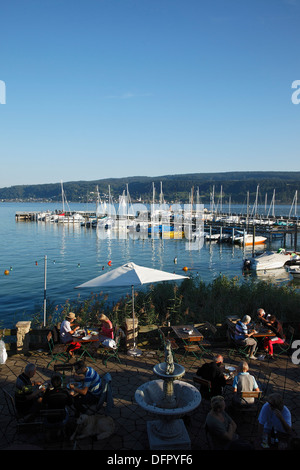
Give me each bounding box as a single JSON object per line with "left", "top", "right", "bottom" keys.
{"left": 0, "top": 345, "right": 299, "bottom": 452}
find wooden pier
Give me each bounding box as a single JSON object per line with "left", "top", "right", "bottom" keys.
{"left": 15, "top": 211, "right": 40, "bottom": 221}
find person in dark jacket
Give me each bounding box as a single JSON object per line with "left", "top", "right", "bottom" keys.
{"left": 42, "top": 373, "right": 73, "bottom": 423}
{"left": 196, "top": 355, "right": 227, "bottom": 398}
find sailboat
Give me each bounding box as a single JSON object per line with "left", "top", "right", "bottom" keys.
{"left": 55, "top": 181, "right": 85, "bottom": 224}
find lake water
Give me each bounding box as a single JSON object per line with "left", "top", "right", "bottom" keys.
{"left": 0, "top": 201, "right": 298, "bottom": 327}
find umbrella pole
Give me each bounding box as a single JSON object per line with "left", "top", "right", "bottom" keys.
{"left": 127, "top": 285, "right": 142, "bottom": 357}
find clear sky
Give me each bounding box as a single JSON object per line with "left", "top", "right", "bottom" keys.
{"left": 0, "top": 0, "right": 299, "bottom": 188}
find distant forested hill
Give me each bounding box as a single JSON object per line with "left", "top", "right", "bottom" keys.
{"left": 0, "top": 171, "right": 299, "bottom": 204}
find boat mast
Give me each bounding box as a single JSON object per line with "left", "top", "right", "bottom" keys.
{"left": 61, "top": 180, "right": 65, "bottom": 213}
{"left": 267, "top": 189, "right": 275, "bottom": 218}
{"left": 289, "top": 190, "right": 298, "bottom": 218}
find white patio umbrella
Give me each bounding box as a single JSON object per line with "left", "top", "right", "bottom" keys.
{"left": 75, "top": 262, "right": 188, "bottom": 356}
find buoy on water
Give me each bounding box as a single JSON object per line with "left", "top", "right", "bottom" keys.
{"left": 4, "top": 270, "right": 10, "bottom": 276}
{"left": 108, "top": 260, "right": 112, "bottom": 266}
{"left": 182, "top": 266, "right": 188, "bottom": 272}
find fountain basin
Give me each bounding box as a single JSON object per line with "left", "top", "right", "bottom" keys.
{"left": 135, "top": 379, "right": 201, "bottom": 450}
{"left": 135, "top": 379, "right": 201, "bottom": 417}
{"left": 135, "top": 345, "right": 201, "bottom": 450}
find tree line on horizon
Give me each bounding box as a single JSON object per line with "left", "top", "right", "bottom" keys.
{"left": 1, "top": 171, "right": 299, "bottom": 205}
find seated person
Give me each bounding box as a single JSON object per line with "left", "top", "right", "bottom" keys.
{"left": 60, "top": 312, "right": 81, "bottom": 357}
{"left": 262, "top": 315, "right": 286, "bottom": 358}
{"left": 234, "top": 315, "right": 257, "bottom": 360}
{"left": 69, "top": 360, "right": 103, "bottom": 412}
{"left": 15, "top": 363, "right": 44, "bottom": 420}
{"left": 205, "top": 395, "right": 238, "bottom": 450}
{"left": 95, "top": 314, "right": 116, "bottom": 350}
{"left": 99, "top": 314, "right": 114, "bottom": 339}
{"left": 42, "top": 373, "right": 73, "bottom": 424}
{"left": 196, "top": 355, "right": 227, "bottom": 398}
{"left": 258, "top": 393, "right": 292, "bottom": 436}
{"left": 232, "top": 361, "right": 260, "bottom": 406}
{"left": 257, "top": 308, "right": 271, "bottom": 324}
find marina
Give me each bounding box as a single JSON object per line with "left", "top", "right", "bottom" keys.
{"left": 14, "top": 184, "right": 300, "bottom": 251}
{"left": 15, "top": 205, "right": 299, "bottom": 250}
{"left": 1, "top": 200, "right": 299, "bottom": 328}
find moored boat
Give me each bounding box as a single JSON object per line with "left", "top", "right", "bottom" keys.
{"left": 243, "top": 250, "right": 291, "bottom": 271}
{"left": 234, "top": 234, "right": 267, "bottom": 246}
{"left": 289, "top": 266, "right": 300, "bottom": 279}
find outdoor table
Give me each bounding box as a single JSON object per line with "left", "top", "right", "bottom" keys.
{"left": 72, "top": 330, "right": 99, "bottom": 362}
{"left": 251, "top": 327, "right": 276, "bottom": 338}
{"left": 224, "top": 364, "right": 236, "bottom": 378}
{"left": 172, "top": 325, "right": 204, "bottom": 359}
{"left": 226, "top": 317, "right": 276, "bottom": 339}
{"left": 171, "top": 325, "right": 203, "bottom": 342}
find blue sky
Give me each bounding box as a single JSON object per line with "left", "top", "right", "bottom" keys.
{"left": 0, "top": 0, "right": 299, "bottom": 188}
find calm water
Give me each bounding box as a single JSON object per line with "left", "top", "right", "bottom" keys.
{"left": 0, "top": 202, "right": 298, "bottom": 327}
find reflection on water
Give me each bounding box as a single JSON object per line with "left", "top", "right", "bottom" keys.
{"left": 0, "top": 202, "right": 298, "bottom": 326}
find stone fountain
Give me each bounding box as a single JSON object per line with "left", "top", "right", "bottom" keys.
{"left": 135, "top": 340, "right": 201, "bottom": 450}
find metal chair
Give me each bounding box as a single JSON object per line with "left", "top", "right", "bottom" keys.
{"left": 183, "top": 337, "right": 204, "bottom": 361}
{"left": 231, "top": 390, "right": 263, "bottom": 431}
{"left": 53, "top": 363, "right": 74, "bottom": 386}
{"left": 275, "top": 326, "right": 295, "bottom": 356}
{"left": 100, "top": 327, "right": 123, "bottom": 367}
{"left": 2, "top": 388, "right": 43, "bottom": 444}
{"left": 40, "top": 408, "right": 69, "bottom": 442}
{"left": 232, "top": 390, "right": 263, "bottom": 408}
{"left": 46, "top": 331, "right": 69, "bottom": 368}
{"left": 193, "top": 376, "right": 212, "bottom": 400}
{"left": 228, "top": 329, "right": 251, "bottom": 359}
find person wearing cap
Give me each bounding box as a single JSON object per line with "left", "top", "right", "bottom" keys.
{"left": 60, "top": 312, "right": 81, "bottom": 357}
{"left": 234, "top": 315, "right": 257, "bottom": 360}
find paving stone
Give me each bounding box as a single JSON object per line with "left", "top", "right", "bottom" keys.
{"left": 0, "top": 347, "right": 299, "bottom": 450}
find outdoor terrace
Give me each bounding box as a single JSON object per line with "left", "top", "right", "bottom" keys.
{"left": 0, "top": 331, "right": 299, "bottom": 452}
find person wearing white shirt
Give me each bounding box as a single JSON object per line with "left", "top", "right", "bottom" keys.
{"left": 60, "top": 312, "right": 81, "bottom": 356}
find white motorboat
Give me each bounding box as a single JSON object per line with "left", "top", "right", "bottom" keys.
{"left": 289, "top": 266, "right": 300, "bottom": 279}
{"left": 205, "top": 233, "right": 220, "bottom": 241}
{"left": 234, "top": 234, "right": 267, "bottom": 246}
{"left": 57, "top": 212, "right": 85, "bottom": 224}
{"left": 243, "top": 250, "right": 291, "bottom": 271}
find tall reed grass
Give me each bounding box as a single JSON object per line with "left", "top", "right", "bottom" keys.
{"left": 32, "top": 275, "right": 300, "bottom": 329}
